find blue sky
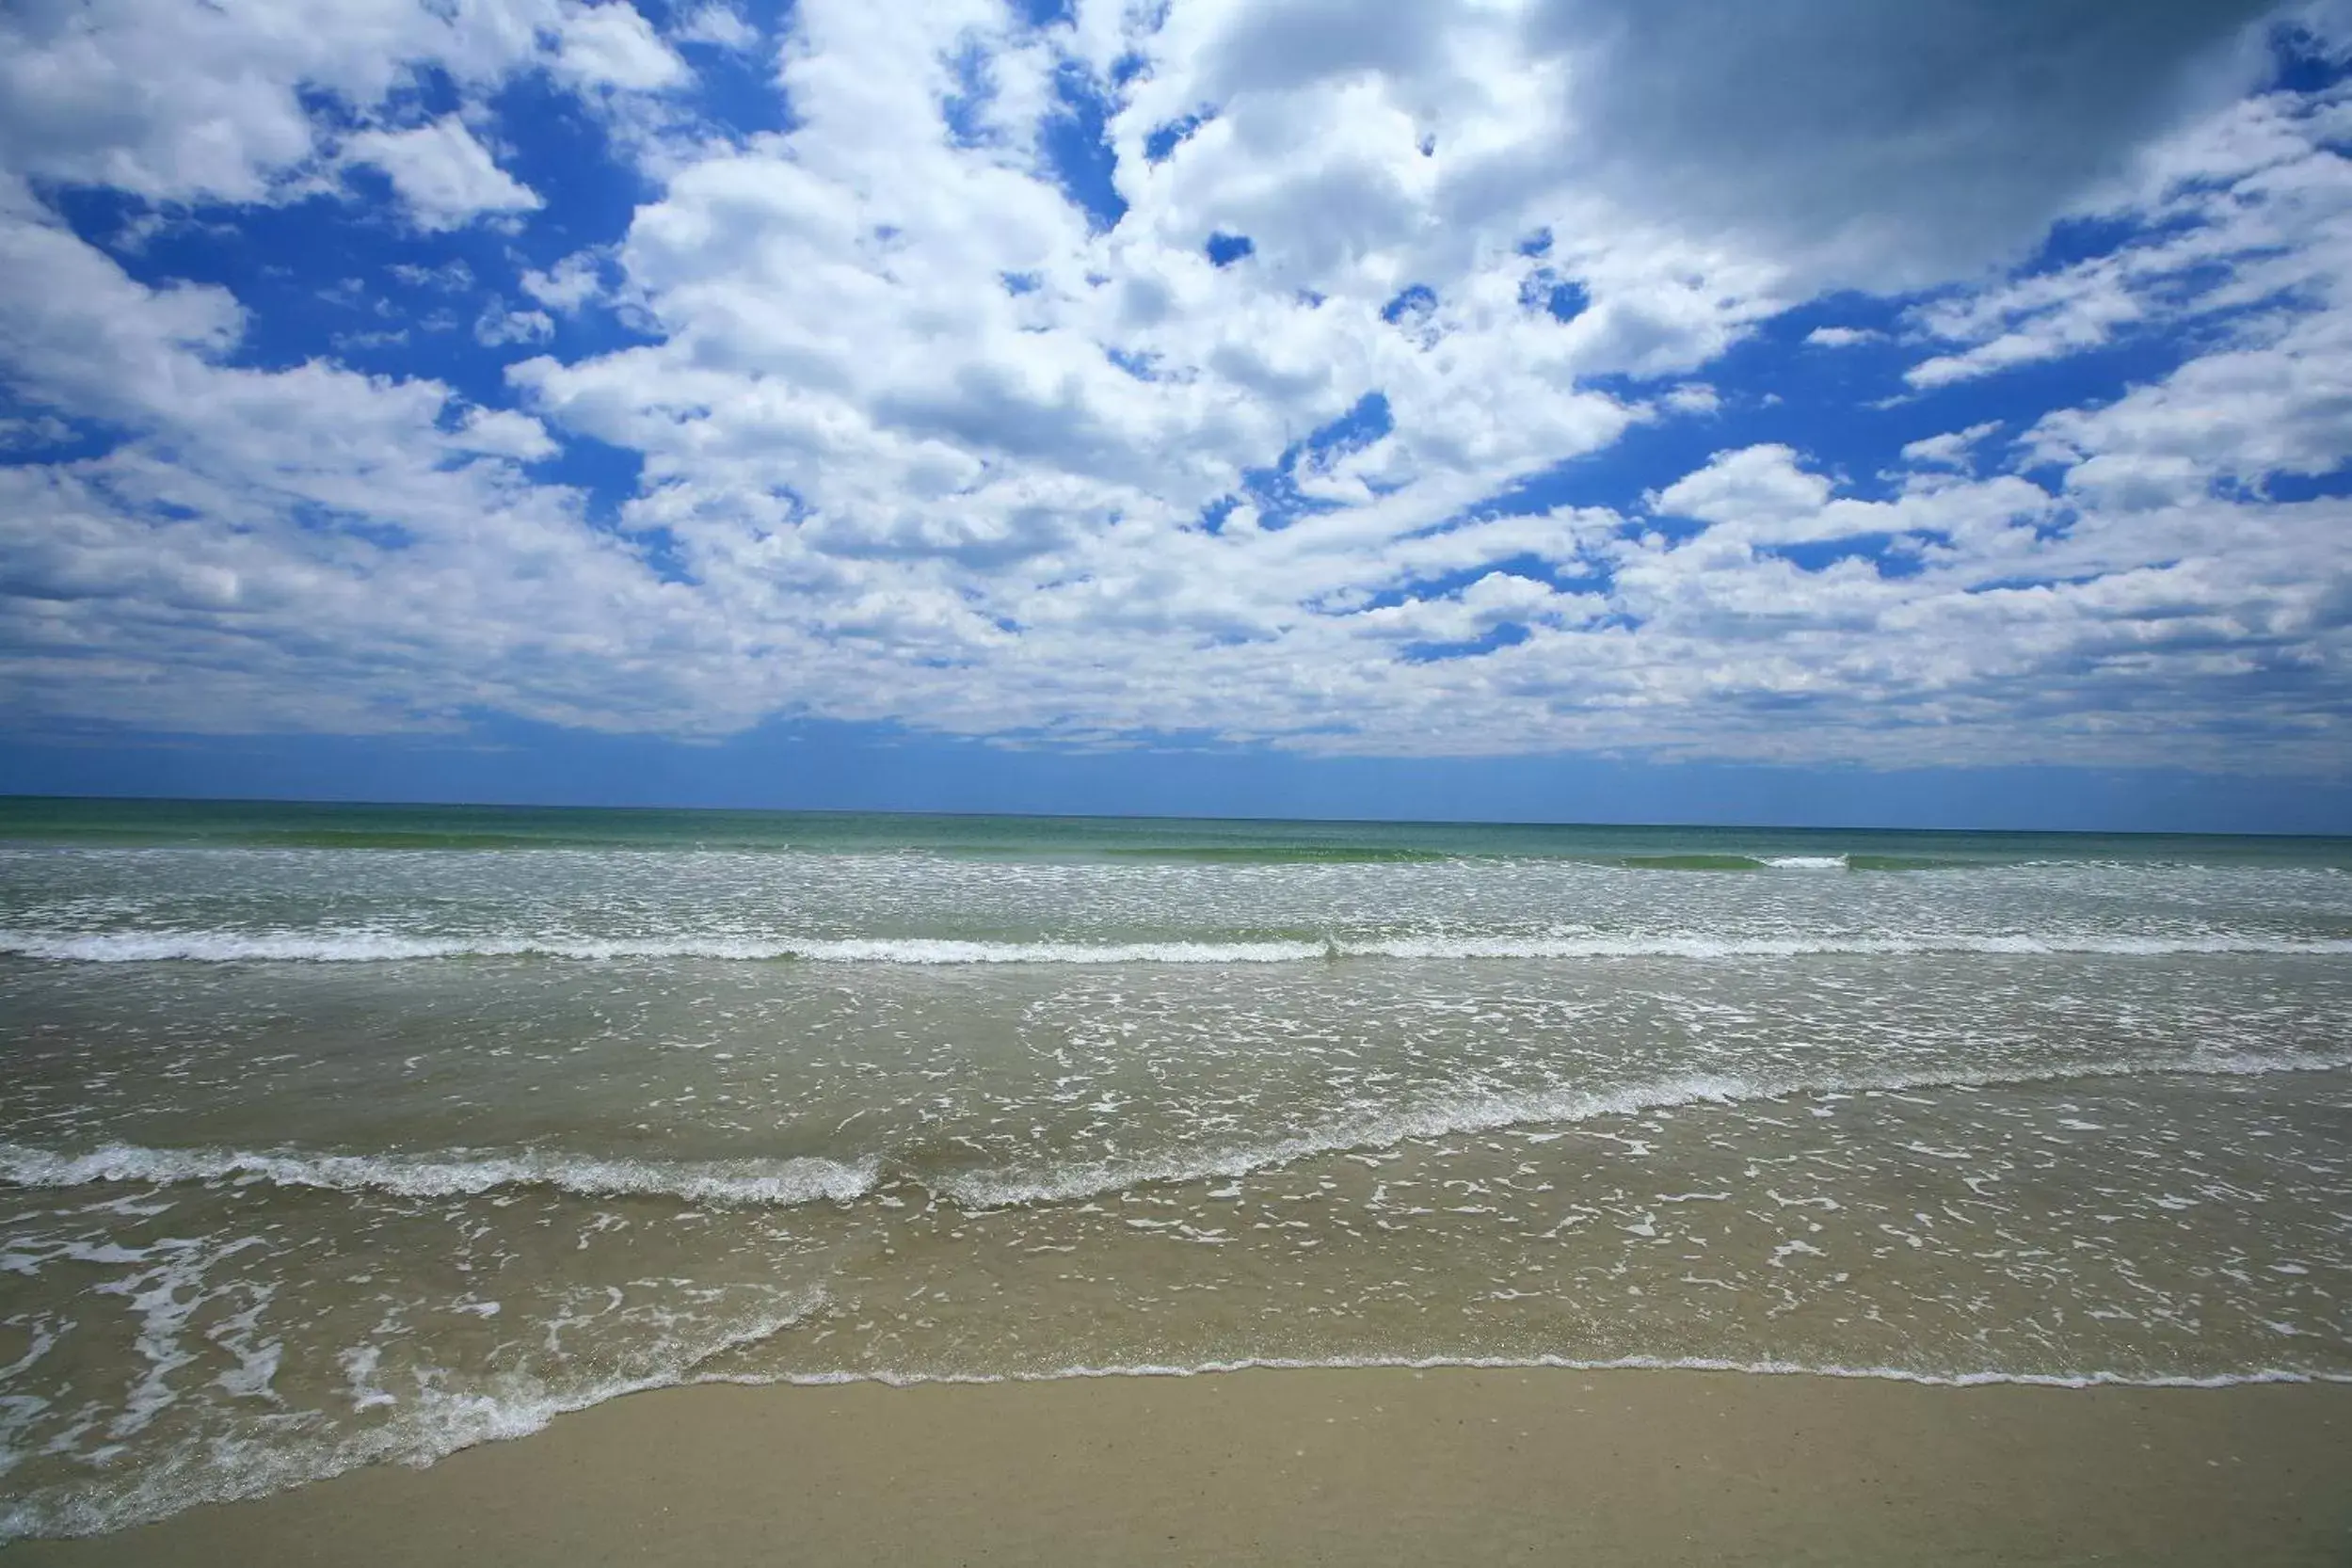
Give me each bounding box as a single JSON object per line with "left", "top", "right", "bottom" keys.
{"left": 3, "top": 0, "right": 2351, "bottom": 830}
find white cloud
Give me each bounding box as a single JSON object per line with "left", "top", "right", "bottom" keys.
{"left": 672, "top": 6, "right": 758, "bottom": 51}
{"left": 1804, "top": 326, "right": 1882, "bottom": 348}
{"left": 1905, "top": 80, "right": 2352, "bottom": 388}
{"left": 553, "top": 2, "right": 690, "bottom": 91}
{"left": 2030, "top": 306, "right": 2352, "bottom": 505}
{"left": 391, "top": 259, "right": 479, "bottom": 292}
{"left": 0, "top": 199, "right": 778, "bottom": 741}
{"left": 344, "top": 118, "right": 542, "bottom": 231}
{"left": 521, "top": 253, "right": 608, "bottom": 312}
{"left": 1657, "top": 382, "right": 1721, "bottom": 417}
{"left": 1901, "top": 422, "right": 2003, "bottom": 471}
{"left": 454, "top": 407, "right": 560, "bottom": 460}
{"left": 474, "top": 301, "right": 557, "bottom": 346}
{"left": 2, "top": 0, "right": 2348, "bottom": 776}
{"left": 0, "top": 0, "right": 558, "bottom": 204}
{"left": 1651, "top": 446, "right": 1832, "bottom": 536}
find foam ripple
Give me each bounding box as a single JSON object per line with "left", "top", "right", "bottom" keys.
{"left": 0, "top": 1293, "right": 827, "bottom": 1545}
{"left": 766, "top": 1354, "right": 2352, "bottom": 1392}
{"left": 11, "top": 1051, "right": 2343, "bottom": 1211}
{"left": 935, "top": 1048, "right": 2352, "bottom": 1208}
{"left": 0, "top": 1144, "right": 879, "bottom": 1207}
{"left": 5, "top": 928, "right": 2349, "bottom": 964}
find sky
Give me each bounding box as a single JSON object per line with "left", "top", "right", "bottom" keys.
{"left": 3, "top": 0, "right": 2351, "bottom": 831}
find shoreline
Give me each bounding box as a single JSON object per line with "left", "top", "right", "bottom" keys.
{"left": 9, "top": 1366, "right": 2348, "bottom": 1566}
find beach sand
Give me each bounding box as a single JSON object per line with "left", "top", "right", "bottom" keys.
{"left": 10, "top": 1368, "right": 2348, "bottom": 1566}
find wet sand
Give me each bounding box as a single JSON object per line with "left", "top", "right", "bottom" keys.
{"left": 10, "top": 1369, "right": 2349, "bottom": 1566}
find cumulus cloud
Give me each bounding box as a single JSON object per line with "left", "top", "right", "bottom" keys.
{"left": 0, "top": 0, "right": 556, "bottom": 204}
{"left": 1901, "top": 81, "right": 2352, "bottom": 390}
{"left": 552, "top": 1, "right": 690, "bottom": 91}
{"left": 1901, "top": 423, "right": 2004, "bottom": 471}
{"left": 344, "top": 118, "right": 541, "bottom": 230}
{"left": 672, "top": 6, "right": 758, "bottom": 52}
{"left": 520, "top": 253, "right": 606, "bottom": 312}
{"left": 1652, "top": 446, "right": 1834, "bottom": 536}
{"left": 2030, "top": 307, "right": 2352, "bottom": 505}
{"left": 0, "top": 0, "right": 2348, "bottom": 776}
{"left": 1525, "top": 0, "right": 2282, "bottom": 285}
{"left": 0, "top": 203, "right": 743, "bottom": 738}
{"left": 474, "top": 300, "right": 557, "bottom": 346}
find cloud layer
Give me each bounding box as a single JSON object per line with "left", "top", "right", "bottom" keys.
{"left": 2, "top": 0, "right": 2347, "bottom": 775}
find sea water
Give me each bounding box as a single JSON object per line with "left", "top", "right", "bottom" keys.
{"left": 1, "top": 798, "right": 2347, "bottom": 1538}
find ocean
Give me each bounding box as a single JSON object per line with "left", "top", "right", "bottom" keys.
{"left": 2, "top": 797, "right": 2348, "bottom": 1539}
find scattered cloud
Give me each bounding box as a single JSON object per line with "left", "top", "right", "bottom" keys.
{"left": 474, "top": 299, "right": 557, "bottom": 346}
{"left": 520, "top": 253, "right": 606, "bottom": 312}
{"left": 672, "top": 5, "right": 758, "bottom": 52}
{"left": 390, "top": 260, "right": 479, "bottom": 293}
{"left": 344, "top": 118, "right": 542, "bottom": 231}
{"left": 1658, "top": 382, "right": 1722, "bottom": 417}
{"left": 1901, "top": 422, "right": 2004, "bottom": 471}
{"left": 552, "top": 1, "right": 692, "bottom": 92}
{"left": 0, "top": 0, "right": 2347, "bottom": 777}
{"left": 0, "top": 0, "right": 554, "bottom": 204}
{"left": 0, "top": 413, "right": 75, "bottom": 450}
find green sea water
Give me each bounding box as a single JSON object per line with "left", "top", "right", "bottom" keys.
{"left": 3, "top": 793, "right": 2346, "bottom": 866}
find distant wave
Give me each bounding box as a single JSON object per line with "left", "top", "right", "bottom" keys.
{"left": 4, "top": 928, "right": 2349, "bottom": 965}
{"left": 4, "top": 834, "right": 1465, "bottom": 861}
{"left": 1613, "top": 851, "right": 2000, "bottom": 871}
{"left": 1095, "top": 845, "right": 1456, "bottom": 864}
{"left": 8, "top": 1049, "right": 2345, "bottom": 1212}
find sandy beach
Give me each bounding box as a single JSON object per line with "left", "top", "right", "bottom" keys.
{"left": 10, "top": 1368, "right": 2348, "bottom": 1566}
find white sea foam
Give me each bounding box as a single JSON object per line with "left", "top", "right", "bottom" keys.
{"left": 0, "top": 1292, "right": 826, "bottom": 1545}
{"left": 1759, "top": 855, "right": 1849, "bottom": 870}
{"left": 5, "top": 927, "right": 2348, "bottom": 964}
{"left": 0, "top": 1144, "right": 879, "bottom": 1207}
{"left": 760, "top": 1354, "right": 2352, "bottom": 1393}
{"left": 938, "top": 1048, "right": 2352, "bottom": 1208}
{"left": 8, "top": 1049, "right": 2347, "bottom": 1210}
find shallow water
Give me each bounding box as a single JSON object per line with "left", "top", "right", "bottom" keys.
{"left": 1, "top": 800, "right": 2347, "bottom": 1539}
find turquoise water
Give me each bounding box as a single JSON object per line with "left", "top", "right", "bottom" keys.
{"left": 1, "top": 797, "right": 2347, "bottom": 1539}
{"left": 3, "top": 795, "right": 2345, "bottom": 867}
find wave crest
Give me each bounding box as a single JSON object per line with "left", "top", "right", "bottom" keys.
{"left": 0, "top": 1144, "right": 879, "bottom": 1207}
{"left": 14, "top": 1051, "right": 2344, "bottom": 1212}
{"left": 5, "top": 929, "right": 2347, "bottom": 964}
{"left": 936, "top": 1048, "right": 2352, "bottom": 1208}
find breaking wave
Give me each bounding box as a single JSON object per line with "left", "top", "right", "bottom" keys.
{"left": 0, "top": 1144, "right": 879, "bottom": 1207}
{"left": 0, "top": 1293, "right": 827, "bottom": 1544}
{"left": 931, "top": 1048, "right": 2352, "bottom": 1208}
{"left": 8, "top": 1049, "right": 2345, "bottom": 1211}
{"left": 5, "top": 928, "right": 2348, "bottom": 964}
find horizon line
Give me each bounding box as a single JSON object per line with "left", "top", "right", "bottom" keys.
{"left": 5, "top": 791, "right": 2346, "bottom": 843}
